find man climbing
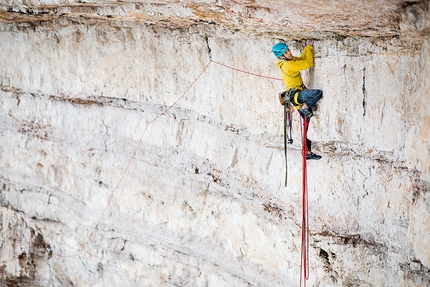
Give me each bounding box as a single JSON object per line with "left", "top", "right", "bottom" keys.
{"left": 272, "top": 40, "right": 323, "bottom": 160}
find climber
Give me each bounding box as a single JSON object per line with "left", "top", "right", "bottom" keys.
{"left": 273, "top": 39, "right": 322, "bottom": 160}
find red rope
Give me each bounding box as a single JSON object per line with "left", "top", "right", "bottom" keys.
{"left": 300, "top": 116, "right": 309, "bottom": 287}
{"left": 80, "top": 59, "right": 283, "bottom": 261}
{"left": 211, "top": 60, "right": 283, "bottom": 81}
{"left": 2, "top": 58, "right": 312, "bottom": 287}
{"left": 84, "top": 59, "right": 276, "bottom": 249}
{"left": 9, "top": 58, "right": 289, "bottom": 279}
{"left": 85, "top": 60, "right": 214, "bottom": 247}
{"left": 56, "top": 60, "right": 214, "bottom": 259}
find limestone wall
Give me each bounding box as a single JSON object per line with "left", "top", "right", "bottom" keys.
{"left": 0, "top": 14, "right": 429, "bottom": 287}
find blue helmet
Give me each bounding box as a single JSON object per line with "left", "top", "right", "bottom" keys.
{"left": 272, "top": 43, "right": 288, "bottom": 58}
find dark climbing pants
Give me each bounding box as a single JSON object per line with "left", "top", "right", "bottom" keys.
{"left": 298, "top": 89, "right": 323, "bottom": 108}
{"left": 298, "top": 89, "right": 323, "bottom": 152}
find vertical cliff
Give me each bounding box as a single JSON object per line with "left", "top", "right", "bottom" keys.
{"left": 1, "top": 1, "right": 430, "bottom": 286}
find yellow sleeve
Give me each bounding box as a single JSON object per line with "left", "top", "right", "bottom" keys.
{"left": 288, "top": 46, "right": 314, "bottom": 72}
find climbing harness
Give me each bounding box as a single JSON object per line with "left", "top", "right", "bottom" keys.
{"left": 291, "top": 90, "right": 303, "bottom": 108}
{"left": 279, "top": 89, "right": 300, "bottom": 107}
{"left": 280, "top": 82, "right": 310, "bottom": 186}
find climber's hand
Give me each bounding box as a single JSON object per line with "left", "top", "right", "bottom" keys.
{"left": 306, "top": 39, "right": 314, "bottom": 46}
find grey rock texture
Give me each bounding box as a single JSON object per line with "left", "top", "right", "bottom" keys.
{"left": 1, "top": 1, "right": 430, "bottom": 286}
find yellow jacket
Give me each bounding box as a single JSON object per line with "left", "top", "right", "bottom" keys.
{"left": 276, "top": 46, "right": 314, "bottom": 90}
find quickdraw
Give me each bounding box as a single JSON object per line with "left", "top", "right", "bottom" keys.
{"left": 362, "top": 67, "right": 366, "bottom": 116}
{"left": 204, "top": 33, "right": 212, "bottom": 61}
{"left": 283, "top": 100, "right": 293, "bottom": 187}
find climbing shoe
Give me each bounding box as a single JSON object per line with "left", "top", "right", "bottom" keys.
{"left": 300, "top": 106, "right": 313, "bottom": 119}
{"left": 306, "top": 152, "right": 322, "bottom": 160}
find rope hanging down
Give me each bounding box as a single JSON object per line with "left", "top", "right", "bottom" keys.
{"left": 300, "top": 116, "right": 310, "bottom": 287}
{"left": 283, "top": 103, "right": 293, "bottom": 187}
{"left": 283, "top": 103, "right": 311, "bottom": 286}
{"left": 4, "top": 40, "right": 310, "bottom": 286}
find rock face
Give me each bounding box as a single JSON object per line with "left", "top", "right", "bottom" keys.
{"left": 1, "top": 1, "right": 430, "bottom": 287}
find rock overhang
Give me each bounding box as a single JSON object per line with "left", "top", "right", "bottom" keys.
{"left": 0, "top": 0, "right": 428, "bottom": 42}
